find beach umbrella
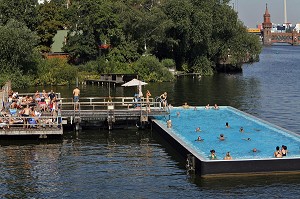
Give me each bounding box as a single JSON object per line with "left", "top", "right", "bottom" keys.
{"left": 121, "top": 78, "right": 147, "bottom": 97}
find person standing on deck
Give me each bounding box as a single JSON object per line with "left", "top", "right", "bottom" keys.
{"left": 73, "top": 87, "right": 80, "bottom": 110}
{"left": 160, "top": 92, "right": 167, "bottom": 108}
{"left": 146, "top": 90, "right": 151, "bottom": 112}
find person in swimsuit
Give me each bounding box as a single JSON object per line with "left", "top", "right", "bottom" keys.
{"left": 281, "top": 145, "right": 288, "bottom": 156}
{"left": 213, "top": 104, "right": 219, "bottom": 110}
{"left": 195, "top": 127, "right": 201, "bottom": 132}
{"left": 21, "top": 105, "right": 31, "bottom": 128}
{"left": 224, "top": 152, "right": 232, "bottom": 160}
{"left": 274, "top": 146, "right": 282, "bottom": 158}
{"left": 146, "top": 90, "right": 151, "bottom": 112}
{"left": 205, "top": 104, "right": 210, "bottom": 109}
{"left": 160, "top": 92, "right": 167, "bottom": 108}
{"left": 73, "top": 86, "right": 80, "bottom": 110}
{"left": 209, "top": 149, "right": 217, "bottom": 160}
{"left": 225, "top": 122, "right": 230, "bottom": 128}
{"left": 182, "top": 102, "right": 190, "bottom": 109}
{"left": 219, "top": 134, "right": 225, "bottom": 141}
{"left": 195, "top": 136, "right": 203, "bottom": 141}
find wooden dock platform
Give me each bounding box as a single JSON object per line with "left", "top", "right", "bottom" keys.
{"left": 59, "top": 96, "right": 170, "bottom": 129}
{"left": 0, "top": 93, "right": 170, "bottom": 136}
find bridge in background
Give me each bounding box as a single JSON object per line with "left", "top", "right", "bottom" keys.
{"left": 262, "top": 4, "right": 300, "bottom": 46}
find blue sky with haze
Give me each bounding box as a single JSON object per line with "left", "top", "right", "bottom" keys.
{"left": 230, "top": 0, "right": 300, "bottom": 27}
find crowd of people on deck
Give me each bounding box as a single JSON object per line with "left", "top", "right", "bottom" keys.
{"left": 0, "top": 89, "right": 60, "bottom": 129}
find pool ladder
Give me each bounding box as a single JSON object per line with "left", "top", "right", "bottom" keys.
{"left": 186, "top": 154, "right": 195, "bottom": 173}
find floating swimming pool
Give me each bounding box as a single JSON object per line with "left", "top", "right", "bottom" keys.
{"left": 155, "top": 106, "right": 300, "bottom": 160}
{"left": 152, "top": 106, "right": 300, "bottom": 176}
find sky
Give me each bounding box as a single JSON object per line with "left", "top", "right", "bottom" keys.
{"left": 230, "top": 0, "right": 300, "bottom": 27}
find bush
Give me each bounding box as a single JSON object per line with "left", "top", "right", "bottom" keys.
{"left": 161, "top": 59, "right": 176, "bottom": 69}
{"left": 36, "top": 58, "right": 78, "bottom": 85}
{"left": 133, "top": 56, "right": 174, "bottom": 82}
{"left": 192, "top": 56, "right": 214, "bottom": 75}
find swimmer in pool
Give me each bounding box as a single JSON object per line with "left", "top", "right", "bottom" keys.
{"left": 219, "top": 134, "right": 225, "bottom": 141}
{"left": 242, "top": 137, "right": 251, "bottom": 141}
{"left": 274, "top": 146, "right": 282, "bottom": 158}
{"left": 252, "top": 148, "right": 261, "bottom": 153}
{"left": 209, "top": 149, "right": 217, "bottom": 160}
{"left": 224, "top": 152, "right": 232, "bottom": 160}
{"left": 281, "top": 145, "right": 288, "bottom": 156}
{"left": 225, "top": 122, "right": 230, "bottom": 128}
{"left": 213, "top": 104, "right": 219, "bottom": 110}
{"left": 195, "top": 136, "right": 204, "bottom": 141}
{"left": 195, "top": 127, "right": 201, "bottom": 132}
{"left": 205, "top": 104, "right": 210, "bottom": 109}
{"left": 182, "top": 102, "right": 190, "bottom": 109}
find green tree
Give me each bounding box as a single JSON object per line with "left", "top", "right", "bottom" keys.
{"left": 0, "top": 0, "right": 39, "bottom": 30}
{"left": 36, "top": 58, "right": 77, "bottom": 85}
{"left": 0, "top": 19, "right": 39, "bottom": 73}
{"left": 133, "top": 56, "right": 174, "bottom": 82}
{"left": 36, "top": 1, "right": 66, "bottom": 52}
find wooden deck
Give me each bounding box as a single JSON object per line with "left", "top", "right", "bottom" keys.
{"left": 0, "top": 126, "right": 63, "bottom": 136}
{"left": 59, "top": 97, "right": 170, "bottom": 126}
{"left": 0, "top": 94, "right": 170, "bottom": 136}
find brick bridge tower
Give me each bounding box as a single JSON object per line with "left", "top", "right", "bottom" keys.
{"left": 262, "top": 4, "right": 272, "bottom": 45}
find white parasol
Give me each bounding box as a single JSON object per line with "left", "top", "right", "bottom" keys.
{"left": 121, "top": 78, "right": 148, "bottom": 97}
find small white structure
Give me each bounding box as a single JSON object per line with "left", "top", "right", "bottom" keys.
{"left": 295, "top": 24, "right": 300, "bottom": 33}
{"left": 38, "top": 0, "right": 50, "bottom": 4}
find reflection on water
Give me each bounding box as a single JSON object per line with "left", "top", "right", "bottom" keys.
{"left": 0, "top": 139, "right": 63, "bottom": 198}
{"left": 6, "top": 46, "right": 300, "bottom": 197}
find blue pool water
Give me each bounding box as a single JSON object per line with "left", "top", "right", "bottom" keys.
{"left": 154, "top": 106, "right": 300, "bottom": 160}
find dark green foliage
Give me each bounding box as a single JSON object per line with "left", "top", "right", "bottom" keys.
{"left": 161, "top": 59, "right": 176, "bottom": 69}
{"left": 36, "top": 1, "right": 66, "bottom": 52}
{"left": 0, "top": 20, "right": 39, "bottom": 73}
{"left": 133, "top": 56, "right": 175, "bottom": 82}
{"left": 36, "top": 58, "right": 78, "bottom": 85}
{"left": 0, "top": 0, "right": 262, "bottom": 88}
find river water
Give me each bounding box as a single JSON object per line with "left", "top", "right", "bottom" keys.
{"left": 1, "top": 45, "right": 300, "bottom": 198}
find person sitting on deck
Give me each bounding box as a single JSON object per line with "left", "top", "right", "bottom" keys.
{"left": 21, "top": 105, "right": 32, "bottom": 128}
{"left": 0, "top": 118, "right": 9, "bottom": 130}
{"left": 28, "top": 118, "right": 38, "bottom": 128}
{"left": 274, "top": 146, "right": 282, "bottom": 158}
{"left": 133, "top": 94, "right": 141, "bottom": 108}
{"left": 48, "top": 90, "right": 56, "bottom": 101}
{"left": 38, "top": 97, "right": 47, "bottom": 112}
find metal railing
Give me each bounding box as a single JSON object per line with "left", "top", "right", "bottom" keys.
{"left": 59, "top": 96, "right": 164, "bottom": 111}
